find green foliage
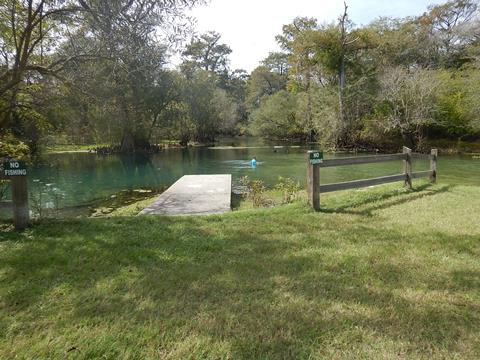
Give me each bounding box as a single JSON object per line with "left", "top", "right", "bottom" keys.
{"left": 274, "top": 176, "right": 301, "bottom": 204}
{"left": 250, "top": 90, "right": 302, "bottom": 140}
{"left": 1, "top": 0, "right": 479, "bottom": 153}
{"left": 295, "top": 85, "right": 340, "bottom": 144}
{"left": 249, "top": 1, "right": 480, "bottom": 147}
{"left": 0, "top": 0, "right": 208, "bottom": 154}
{"left": 182, "top": 71, "right": 230, "bottom": 143}
{"left": 245, "top": 66, "right": 287, "bottom": 111}
{"left": 437, "top": 90, "right": 470, "bottom": 136}
{"left": 261, "top": 52, "right": 290, "bottom": 75}
{"left": 0, "top": 133, "right": 30, "bottom": 160}
{"left": 181, "top": 31, "right": 232, "bottom": 77}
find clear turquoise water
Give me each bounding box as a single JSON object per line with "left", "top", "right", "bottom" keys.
{"left": 0, "top": 137, "right": 472, "bottom": 218}
{"left": 22, "top": 138, "right": 478, "bottom": 211}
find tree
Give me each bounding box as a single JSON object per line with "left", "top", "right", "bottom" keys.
{"left": 261, "top": 52, "right": 289, "bottom": 75}
{"left": 182, "top": 70, "right": 224, "bottom": 143}
{"left": 0, "top": 0, "right": 88, "bottom": 152}
{"left": 245, "top": 66, "right": 286, "bottom": 111}
{"left": 424, "top": 0, "right": 478, "bottom": 66}
{"left": 368, "top": 17, "right": 439, "bottom": 68}
{"left": 74, "top": 0, "right": 200, "bottom": 152}
{"left": 181, "top": 31, "right": 232, "bottom": 77}
{"left": 375, "top": 67, "right": 440, "bottom": 149}
{"left": 273, "top": 9, "right": 378, "bottom": 146}
{"left": 0, "top": 0, "right": 201, "bottom": 154}
{"left": 250, "top": 90, "right": 302, "bottom": 140}
{"left": 0, "top": 1, "right": 83, "bottom": 100}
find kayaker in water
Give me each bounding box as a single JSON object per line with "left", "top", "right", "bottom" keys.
{"left": 251, "top": 157, "right": 257, "bottom": 168}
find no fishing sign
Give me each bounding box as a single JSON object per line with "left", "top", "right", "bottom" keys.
{"left": 2, "top": 160, "right": 27, "bottom": 176}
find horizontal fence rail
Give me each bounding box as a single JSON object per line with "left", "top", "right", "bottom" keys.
{"left": 319, "top": 174, "right": 406, "bottom": 194}
{"left": 318, "top": 153, "right": 406, "bottom": 168}
{"left": 306, "top": 147, "right": 438, "bottom": 211}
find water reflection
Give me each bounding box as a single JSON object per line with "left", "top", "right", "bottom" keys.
{"left": 13, "top": 138, "right": 480, "bottom": 212}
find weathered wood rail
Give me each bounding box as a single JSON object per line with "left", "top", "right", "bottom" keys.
{"left": 307, "top": 147, "right": 438, "bottom": 211}
{"left": 0, "top": 159, "right": 29, "bottom": 230}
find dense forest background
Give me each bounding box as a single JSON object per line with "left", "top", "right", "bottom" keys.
{"left": 1, "top": 0, "right": 479, "bottom": 157}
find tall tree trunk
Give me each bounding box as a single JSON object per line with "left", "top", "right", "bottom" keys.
{"left": 337, "top": 1, "right": 349, "bottom": 148}
{"left": 338, "top": 58, "right": 346, "bottom": 138}
{"left": 305, "top": 72, "right": 313, "bottom": 142}
{"left": 120, "top": 95, "right": 135, "bottom": 153}
{"left": 120, "top": 131, "right": 135, "bottom": 153}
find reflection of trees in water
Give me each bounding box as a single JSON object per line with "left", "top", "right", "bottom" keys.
{"left": 25, "top": 150, "right": 480, "bottom": 216}
{"left": 119, "top": 153, "right": 163, "bottom": 189}
{"left": 119, "top": 154, "right": 139, "bottom": 190}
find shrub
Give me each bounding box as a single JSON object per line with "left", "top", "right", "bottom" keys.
{"left": 275, "top": 176, "right": 301, "bottom": 204}
{"left": 0, "top": 133, "right": 30, "bottom": 160}
{"left": 239, "top": 176, "right": 267, "bottom": 207}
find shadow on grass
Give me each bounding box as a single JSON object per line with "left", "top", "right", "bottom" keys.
{"left": 320, "top": 183, "right": 452, "bottom": 216}
{"left": 1, "top": 207, "right": 479, "bottom": 358}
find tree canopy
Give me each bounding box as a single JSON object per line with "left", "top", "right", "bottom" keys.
{"left": 1, "top": 0, "right": 479, "bottom": 156}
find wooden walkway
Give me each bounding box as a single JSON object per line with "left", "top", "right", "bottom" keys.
{"left": 139, "top": 175, "right": 232, "bottom": 216}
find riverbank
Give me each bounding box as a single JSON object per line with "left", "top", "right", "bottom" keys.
{"left": 44, "top": 137, "right": 480, "bottom": 156}
{"left": 45, "top": 141, "right": 183, "bottom": 154}
{"left": 424, "top": 138, "right": 480, "bottom": 154}
{"left": 1, "top": 182, "right": 479, "bottom": 359}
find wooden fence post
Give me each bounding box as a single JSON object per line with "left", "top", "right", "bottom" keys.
{"left": 11, "top": 175, "right": 29, "bottom": 230}
{"left": 403, "top": 146, "right": 412, "bottom": 189}
{"left": 306, "top": 151, "right": 320, "bottom": 211}
{"left": 430, "top": 149, "right": 438, "bottom": 183}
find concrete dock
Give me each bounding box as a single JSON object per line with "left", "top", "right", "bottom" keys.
{"left": 139, "top": 175, "right": 231, "bottom": 216}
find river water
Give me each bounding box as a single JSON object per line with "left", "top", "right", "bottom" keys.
{"left": 6, "top": 137, "right": 480, "bottom": 216}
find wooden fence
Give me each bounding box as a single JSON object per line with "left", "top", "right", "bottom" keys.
{"left": 0, "top": 159, "right": 29, "bottom": 230}
{"left": 306, "top": 147, "right": 438, "bottom": 211}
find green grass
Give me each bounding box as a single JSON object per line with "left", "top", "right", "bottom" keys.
{"left": 108, "top": 196, "right": 159, "bottom": 216}
{"left": 45, "top": 144, "right": 104, "bottom": 153}
{"left": 1, "top": 182, "right": 480, "bottom": 359}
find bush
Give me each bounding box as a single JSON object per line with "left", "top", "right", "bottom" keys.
{"left": 239, "top": 176, "right": 267, "bottom": 207}
{"left": 249, "top": 90, "right": 303, "bottom": 140}
{"left": 0, "top": 133, "right": 30, "bottom": 160}
{"left": 274, "top": 176, "right": 301, "bottom": 204}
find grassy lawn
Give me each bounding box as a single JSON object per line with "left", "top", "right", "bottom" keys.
{"left": 1, "top": 182, "right": 479, "bottom": 359}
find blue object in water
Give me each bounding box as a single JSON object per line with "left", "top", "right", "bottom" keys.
{"left": 251, "top": 158, "right": 257, "bottom": 167}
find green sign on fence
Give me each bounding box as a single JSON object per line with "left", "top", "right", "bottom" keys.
{"left": 309, "top": 151, "right": 324, "bottom": 165}
{"left": 3, "top": 160, "right": 27, "bottom": 176}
